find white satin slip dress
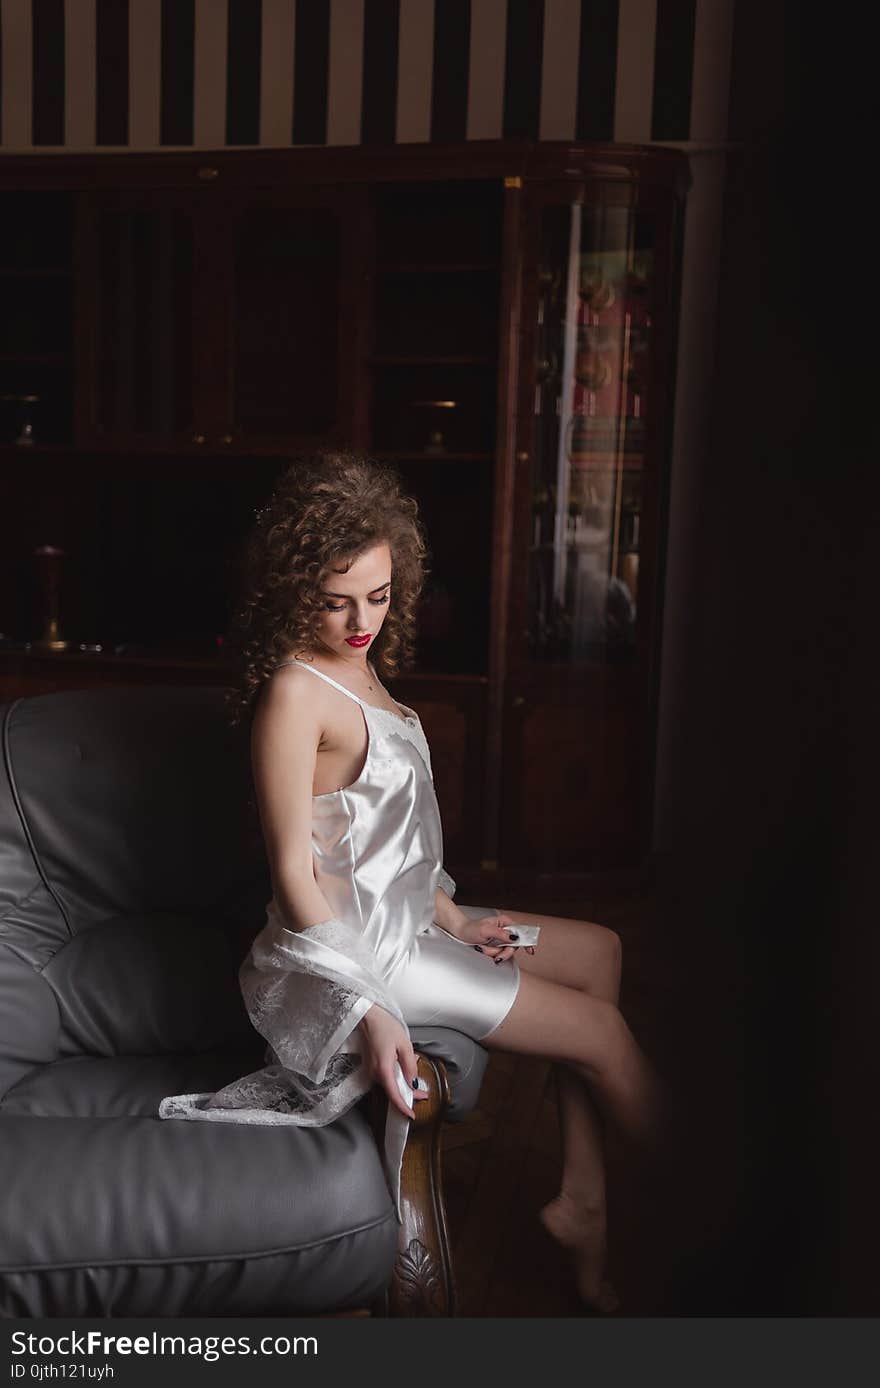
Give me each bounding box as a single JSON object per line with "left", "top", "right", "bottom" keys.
{"left": 269, "top": 657, "right": 521, "bottom": 1040}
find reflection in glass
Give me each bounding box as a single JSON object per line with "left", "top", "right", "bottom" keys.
{"left": 528, "top": 204, "right": 653, "bottom": 663}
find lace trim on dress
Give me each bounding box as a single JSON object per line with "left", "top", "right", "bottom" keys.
{"left": 367, "top": 705, "right": 433, "bottom": 779}
{"left": 437, "top": 866, "right": 457, "bottom": 898}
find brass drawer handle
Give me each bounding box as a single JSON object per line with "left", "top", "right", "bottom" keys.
{"left": 192, "top": 433, "right": 206, "bottom": 445}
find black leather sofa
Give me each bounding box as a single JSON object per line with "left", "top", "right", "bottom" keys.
{"left": 0, "top": 685, "right": 486, "bottom": 1317}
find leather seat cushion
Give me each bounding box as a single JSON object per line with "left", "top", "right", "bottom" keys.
{"left": 0, "top": 1048, "right": 397, "bottom": 1316}
{"left": 0, "top": 1031, "right": 487, "bottom": 1316}
{"left": 0, "top": 1028, "right": 486, "bottom": 1121}
{"left": 0, "top": 1046, "right": 267, "bottom": 1118}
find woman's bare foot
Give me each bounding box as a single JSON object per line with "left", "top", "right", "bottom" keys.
{"left": 539, "top": 1194, "right": 621, "bottom": 1313}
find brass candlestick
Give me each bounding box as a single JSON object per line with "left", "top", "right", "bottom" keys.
{"left": 0, "top": 392, "right": 39, "bottom": 447}
{"left": 33, "top": 545, "right": 72, "bottom": 651}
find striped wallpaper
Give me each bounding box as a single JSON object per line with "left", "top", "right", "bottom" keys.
{"left": 0, "top": 0, "right": 734, "bottom": 153}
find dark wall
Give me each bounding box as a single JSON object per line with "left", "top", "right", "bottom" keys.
{"left": 663, "top": 0, "right": 876, "bottom": 1313}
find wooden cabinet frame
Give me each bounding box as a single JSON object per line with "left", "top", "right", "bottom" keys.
{"left": 75, "top": 183, "right": 369, "bottom": 455}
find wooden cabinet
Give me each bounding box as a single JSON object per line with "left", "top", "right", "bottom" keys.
{"left": 79, "top": 192, "right": 199, "bottom": 449}
{"left": 0, "top": 191, "right": 74, "bottom": 447}
{"left": 227, "top": 192, "right": 363, "bottom": 450}
{"left": 0, "top": 143, "right": 688, "bottom": 884}
{"left": 78, "top": 184, "right": 366, "bottom": 453}
{"left": 366, "top": 178, "right": 505, "bottom": 679}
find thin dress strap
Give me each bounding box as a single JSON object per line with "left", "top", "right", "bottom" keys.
{"left": 275, "top": 657, "right": 366, "bottom": 708}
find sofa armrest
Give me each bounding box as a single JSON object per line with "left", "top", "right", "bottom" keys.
{"left": 408, "top": 1026, "right": 489, "bottom": 1121}
{"left": 368, "top": 1052, "right": 460, "bottom": 1317}
{"left": 366, "top": 1027, "right": 488, "bottom": 1316}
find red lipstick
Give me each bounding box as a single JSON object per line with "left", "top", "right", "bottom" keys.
{"left": 345, "top": 635, "right": 371, "bottom": 647}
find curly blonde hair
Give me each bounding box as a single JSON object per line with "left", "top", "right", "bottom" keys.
{"left": 225, "top": 452, "right": 428, "bottom": 726}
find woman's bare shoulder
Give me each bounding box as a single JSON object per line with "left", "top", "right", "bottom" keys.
{"left": 253, "top": 663, "right": 328, "bottom": 742}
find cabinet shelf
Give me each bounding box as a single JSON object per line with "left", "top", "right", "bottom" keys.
{"left": 373, "top": 450, "right": 494, "bottom": 463}
{"left": 0, "top": 353, "right": 69, "bottom": 365}
{"left": 0, "top": 443, "right": 77, "bottom": 455}
{"left": 377, "top": 261, "right": 498, "bottom": 275}
{"left": 568, "top": 454, "right": 645, "bottom": 469}
{"left": 530, "top": 540, "right": 641, "bottom": 553}
{"left": 0, "top": 268, "right": 71, "bottom": 279}
{"left": 368, "top": 356, "right": 495, "bottom": 368}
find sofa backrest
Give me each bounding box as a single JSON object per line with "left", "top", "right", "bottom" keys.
{"left": 0, "top": 686, "right": 271, "bottom": 1097}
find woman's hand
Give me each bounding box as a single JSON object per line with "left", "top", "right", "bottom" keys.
{"left": 358, "top": 1004, "right": 429, "bottom": 1119}
{"left": 447, "top": 912, "right": 534, "bottom": 963}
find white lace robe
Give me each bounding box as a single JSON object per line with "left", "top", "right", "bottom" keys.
{"left": 158, "top": 878, "right": 456, "bottom": 1218}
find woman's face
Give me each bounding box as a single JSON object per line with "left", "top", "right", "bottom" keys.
{"left": 314, "top": 541, "right": 393, "bottom": 665}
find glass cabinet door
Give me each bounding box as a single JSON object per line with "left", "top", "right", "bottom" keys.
{"left": 500, "top": 175, "right": 684, "bottom": 873}
{"left": 526, "top": 199, "right": 655, "bottom": 665}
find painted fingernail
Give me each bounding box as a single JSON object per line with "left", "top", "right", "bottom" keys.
{"left": 494, "top": 956, "right": 502, "bottom": 964}
{"left": 509, "top": 932, "right": 519, "bottom": 941}
{"left": 474, "top": 945, "right": 483, "bottom": 953}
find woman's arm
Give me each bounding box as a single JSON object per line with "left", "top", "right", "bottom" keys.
{"left": 433, "top": 885, "right": 470, "bottom": 936}
{"left": 434, "top": 887, "right": 524, "bottom": 962}
{"left": 250, "top": 668, "right": 339, "bottom": 931}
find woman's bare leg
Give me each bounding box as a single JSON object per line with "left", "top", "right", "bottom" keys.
{"left": 481, "top": 910, "right": 658, "bottom": 1308}
{"left": 540, "top": 1064, "right": 619, "bottom": 1310}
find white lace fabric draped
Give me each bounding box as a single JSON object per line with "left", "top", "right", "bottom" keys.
{"left": 158, "top": 913, "right": 417, "bottom": 1217}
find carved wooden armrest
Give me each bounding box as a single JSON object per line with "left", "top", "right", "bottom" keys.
{"left": 368, "top": 1053, "right": 457, "bottom": 1316}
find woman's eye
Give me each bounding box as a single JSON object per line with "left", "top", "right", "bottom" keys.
{"left": 324, "top": 594, "right": 390, "bottom": 613}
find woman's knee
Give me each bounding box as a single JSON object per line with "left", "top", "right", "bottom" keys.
{"left": 573, "top": 923, "right": 622, "bottom": 998}
{"left": 574, "top": 994, "right": 632, "bottom": 1075}
{"left": 600, "top": 925, "right": 623, "bottom": 978}
{"left": 483, "top": 969, "right": 625, "bottom": 1067}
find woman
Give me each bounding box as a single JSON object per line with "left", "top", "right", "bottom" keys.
{"left": 162, "top": 452, "right": 665, "bottom": 1313}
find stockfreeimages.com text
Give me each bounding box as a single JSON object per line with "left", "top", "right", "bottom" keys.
{"left": 10, "top": 1331, "right": 317, "bottom": 1363}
